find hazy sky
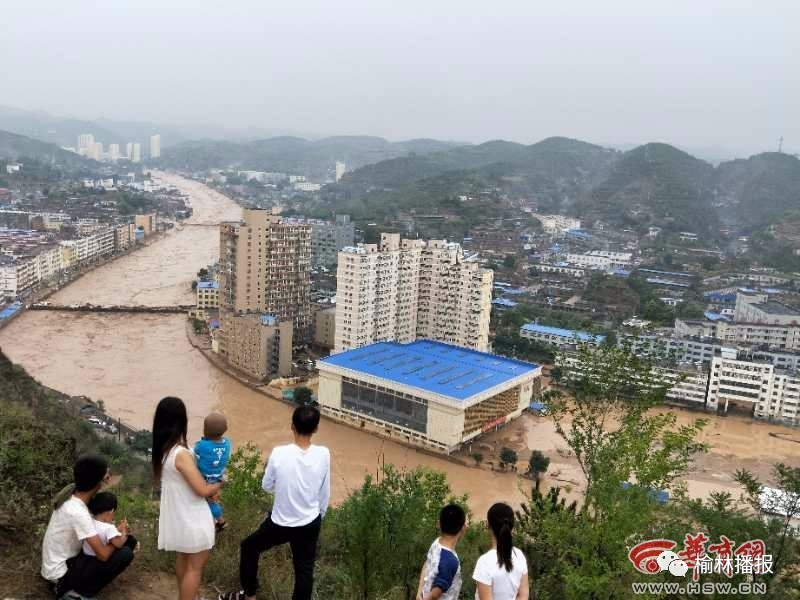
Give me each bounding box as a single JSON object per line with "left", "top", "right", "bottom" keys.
{"left": 2, "top": 1, "right": 798, "bottom": 155}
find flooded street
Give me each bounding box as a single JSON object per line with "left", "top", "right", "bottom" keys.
{"left": 0, "top": 173, "right": 797, "bottom": 513}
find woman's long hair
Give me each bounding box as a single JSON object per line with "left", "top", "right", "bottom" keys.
{"left": 487, "top": 502, "right": 515, "bottom": 572}
{"left": 151, "top": 396, "right": 188, "bottom": 482}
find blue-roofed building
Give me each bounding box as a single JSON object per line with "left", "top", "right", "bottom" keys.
{"left": 492, "top": 298, "right": 519, "bottom": 310}
{"left": 519, "top": 322, "right": 605, "bottom": 348}
{"left": 318, "top": 340, "right": 542, "bottom": 453}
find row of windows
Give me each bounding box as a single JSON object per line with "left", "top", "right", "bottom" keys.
{"left": 341, "top": 379, "right": 428, "bottom": 434}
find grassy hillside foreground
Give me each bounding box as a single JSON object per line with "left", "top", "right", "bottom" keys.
{"left": 1, "top": 347, "right": 799, "bottom": 599}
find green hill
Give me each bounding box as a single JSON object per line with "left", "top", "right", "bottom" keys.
{"left": 0, "top": 129, "right": 98, "bottom": 171}
{"left": 578, "top": 142, "right": 717, "bottom": 233}
{"left": 715, "top": 152, "right": 800, "bottom": 230}
{"left": 160, "top": 135, "right": 463, "bottom": 179}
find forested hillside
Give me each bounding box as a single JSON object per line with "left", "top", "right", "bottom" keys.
{"left": 160, "top": 135, "right": 462, "bottom": 179}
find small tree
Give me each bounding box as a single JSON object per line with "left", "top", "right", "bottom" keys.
{"left": 499, "top": 447, "right": 518, "bottom": 470}
{"left": 527, "top": 450, "right": 550, "bottom": 483}
{"left": 293, "top": 386, "right": 314, "bottom": 406}
{"left": 471, "top": 452, "right": 484, "bottom": 466}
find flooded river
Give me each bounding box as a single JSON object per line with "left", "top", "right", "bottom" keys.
{"left": 0, "top": 174, "right": 529, "bottom": 512}
{"left": 1, "top": 173, "right": 797, "bottom": 512}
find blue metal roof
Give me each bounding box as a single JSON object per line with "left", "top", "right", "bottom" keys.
{"left": 0, "top": 303, "right": 22, "bottom": 320}
{"left": 492, "top": 298, "right": 519, "bottom": 308}
{"left": 520, "top": 322, "right": 605, "bottom": 344}
{"left": 320, "top": 340, "right": 538, "bottom": 401}
{"left": 704, "top": 311, "right": 731, "bottom": 322}
{"left": 197, "top": 281, "right": 219, "bottom": 290}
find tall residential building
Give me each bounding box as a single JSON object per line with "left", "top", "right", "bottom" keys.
{"left": 219, "top": 208, "right": 312, "bottom": 339}
{"left": 77, "top": 134, "right": 94, "bottom": 152}
{"left": 150, "top": 134, "right": 161, "bottom": 159}
{"left": 108, "top": 144, "right": 120, "bottom": 161}
{"left": 132, "top": 143, "right": 141, "bottom": 163}
{"left": 219, "top": 313, "right": 292, "bottom": 379}
{"left": 135, "top": 213, "right": 157, "bottom": 235}
{"left": 334, "top": 233, "right": 493, "bottom": 353}
{"left": 335, "top": 161, "right": 346, "bottom": 182}
{"left": 126, "top": 142, "right": 133, "bottom": 159}
{"left": 88, "top": 142, "right": 103, "bottom": 161}
{"left": 284, "top": 215, "right": 355, "bottom": 267}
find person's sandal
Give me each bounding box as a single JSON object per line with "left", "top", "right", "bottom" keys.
{"left": 217, "top": 591, "right": 246, "bottom": 600}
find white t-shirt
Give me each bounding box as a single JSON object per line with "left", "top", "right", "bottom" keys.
{"left": 261, "top": 443, "right": 331, "bottom": 527}
{"left": 472, "top": 547, "right": 528, "bottom": 600}
{"left": 41, "top": 496, "right": 97, "bottom": 580}
{"left": 82, "top": 519, "right": 122, "bottom": 556}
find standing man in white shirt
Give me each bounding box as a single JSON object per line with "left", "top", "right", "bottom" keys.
{"left": 41, "top": 455, "right": 135, "bottom": 599}
{"left": 223, "top": 406, "right": 330, "bottom": 600}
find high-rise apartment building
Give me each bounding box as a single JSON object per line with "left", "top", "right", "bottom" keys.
{"left": 150, "top": 134, "right": 161, "bottom": 159}
{"left": 132, "top": 143, "right": 141, "bottom": 163}
{"left": 108, "top": 144, "right": 120, "bottom": 161}
{"left": 126, "top": 142, "right": 133, "bottom": 159}
{"left": 335, "top": 161, "right": 346, "bottom": 182}
{"left": 334, "top": 233, "right": 493, "bottom": 353}
{"left": 283, "top": 214, "right": 355, "bottom": 267}
{"left": 219, "top": 208, "right": 312, "bottom": 339}
{"left": 78, "top": 134, "right": 95, "bottom": 153}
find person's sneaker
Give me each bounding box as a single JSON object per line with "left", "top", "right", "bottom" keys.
{"left": 59, "top": 592, "right": 96, "bottom": 600}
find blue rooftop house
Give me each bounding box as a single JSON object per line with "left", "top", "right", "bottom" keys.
{"left": 492, "top": 298, "right": 519, "bottom": 310}
{"left": 317, "top": 340, "right": 542, "bottom": 453}
{"left": 519, "top": 322, "right": 605, "bottom": 349}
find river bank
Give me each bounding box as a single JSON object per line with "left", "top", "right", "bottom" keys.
{"left": 1, "top": 172, "right": 797, "bottom": 514}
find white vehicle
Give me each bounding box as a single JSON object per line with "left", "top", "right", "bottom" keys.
{"left": 87, "top": 416, "right": 103, "bottom": 426}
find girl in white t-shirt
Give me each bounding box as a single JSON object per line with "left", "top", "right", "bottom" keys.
{"left": 472, "top": 502, "right": 529, "bottom": 600}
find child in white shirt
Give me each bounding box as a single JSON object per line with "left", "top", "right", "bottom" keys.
{"left": 82, "top": 492, "right": 138, "bottom": 556}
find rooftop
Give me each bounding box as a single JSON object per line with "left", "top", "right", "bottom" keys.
{"left": 520, "top": 322, "right": 605, "bottom": 343}
{"left": 753, "top": 301, "right": 800, "bottom": 316}
{"left": 320, "top": 340, "right": 538, "bottom": 401}
{"left": 196, "top": 281, "right": 219, "bottom": 290}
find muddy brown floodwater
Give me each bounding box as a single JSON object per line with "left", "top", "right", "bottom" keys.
{"left": 0, "top": 174, "right": 530, "bottom": 514}
{"left": 1, "top": 173, "right": 797, "bottom": 514}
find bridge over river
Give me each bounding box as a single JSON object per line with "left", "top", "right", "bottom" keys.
{"left": 30, "top": 303, "right": 193, "bottom": 314}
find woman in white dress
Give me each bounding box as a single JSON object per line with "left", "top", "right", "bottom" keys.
{"left": 472, "top": 502, "right": 529, "bottom": 600}
{"left": 152, "top": 396, "right": 222, "bottom": 600}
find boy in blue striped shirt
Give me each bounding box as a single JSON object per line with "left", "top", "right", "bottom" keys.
{"left": 417, "top": 504, "right": 467, "bottom": 600}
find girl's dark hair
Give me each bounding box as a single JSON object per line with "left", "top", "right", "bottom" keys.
{"left": 152, "top": 396, "right": 188, "bottom": 482}
{"left": 487, "top": 502, "right": 515, "bottom": 572}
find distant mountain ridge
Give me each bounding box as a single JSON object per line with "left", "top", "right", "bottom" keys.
{"left": 0, "top": 128, "right": 97, "bottom": 170}
{"left": 329, "top": 138, "right": 800, "bottom": 235}
{"left": 159, "top": 135, "right": 464, "bottom": 179}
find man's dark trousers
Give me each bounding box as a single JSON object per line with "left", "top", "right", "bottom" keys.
{"left": 55, "top": 535, "right": 137, "bottom": 597}
{"left": 240, "top": 515, "right": 321, "bottom": 600}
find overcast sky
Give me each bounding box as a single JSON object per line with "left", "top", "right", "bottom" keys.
{"left": 2, "top": 1, "right": 798, "bottom": 155}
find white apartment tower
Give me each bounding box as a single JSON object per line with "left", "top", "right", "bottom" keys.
{"left": 335, "top": 161, "right": 346, "bottom": 182}
{"left": 150, "top": 134, "right": 161, "bottom": 159}
{"left": 126, "top": 142, "right": 133, "bottom": 159}
{"left": 132, "top": 143, "right": 141, "bottom": 163}
{"left": 77, "top": 134, "right": 95, "bottom": 152}
{"left": 108, "top": 144, "right": 120, "bottom": 161}
{"left": 334, "top": 233, "right": 493, "bottom": 353}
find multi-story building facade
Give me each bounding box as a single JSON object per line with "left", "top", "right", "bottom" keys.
{"left": 196, "top": 281, "right": 220, "bottom": 310}
{"left": 334, "top": 233, "right": 493, "bottom": 353}
{"left": 675, "top": 318, "right": 800, "bottom": 353}
{"left": 218, "top": 313, "right": 292, "bottom": 380}
{"left": 520, "top": 323, "right": 605, "bottom": 349}
{"left": 219, "top": 209, "right": 312, "bottom": 340}
{"left": 283, "top": 215, "right": 355, "bottom": 267}
{"left": 734, "top": 291, "right": 800, "bottom": 325}
{"left": 135, "top": 213, "right": 157, "bottom": 235}
{"left": 313, "top": 306, "right": 336, "bottom": 349}
{"left": 150, "top": 134, "right": 161, "bottom": 159}
{"left": 132, "top": 143, "right": 141, "bottom": 163}
{"left": 318, "top": 340, "right": 542, "bottom": 453}
{"left": 564, "top": 250, "right": 632, "bottom": 271}
{"left": 114, "top": 224, "right": 136, "bottom": 252}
